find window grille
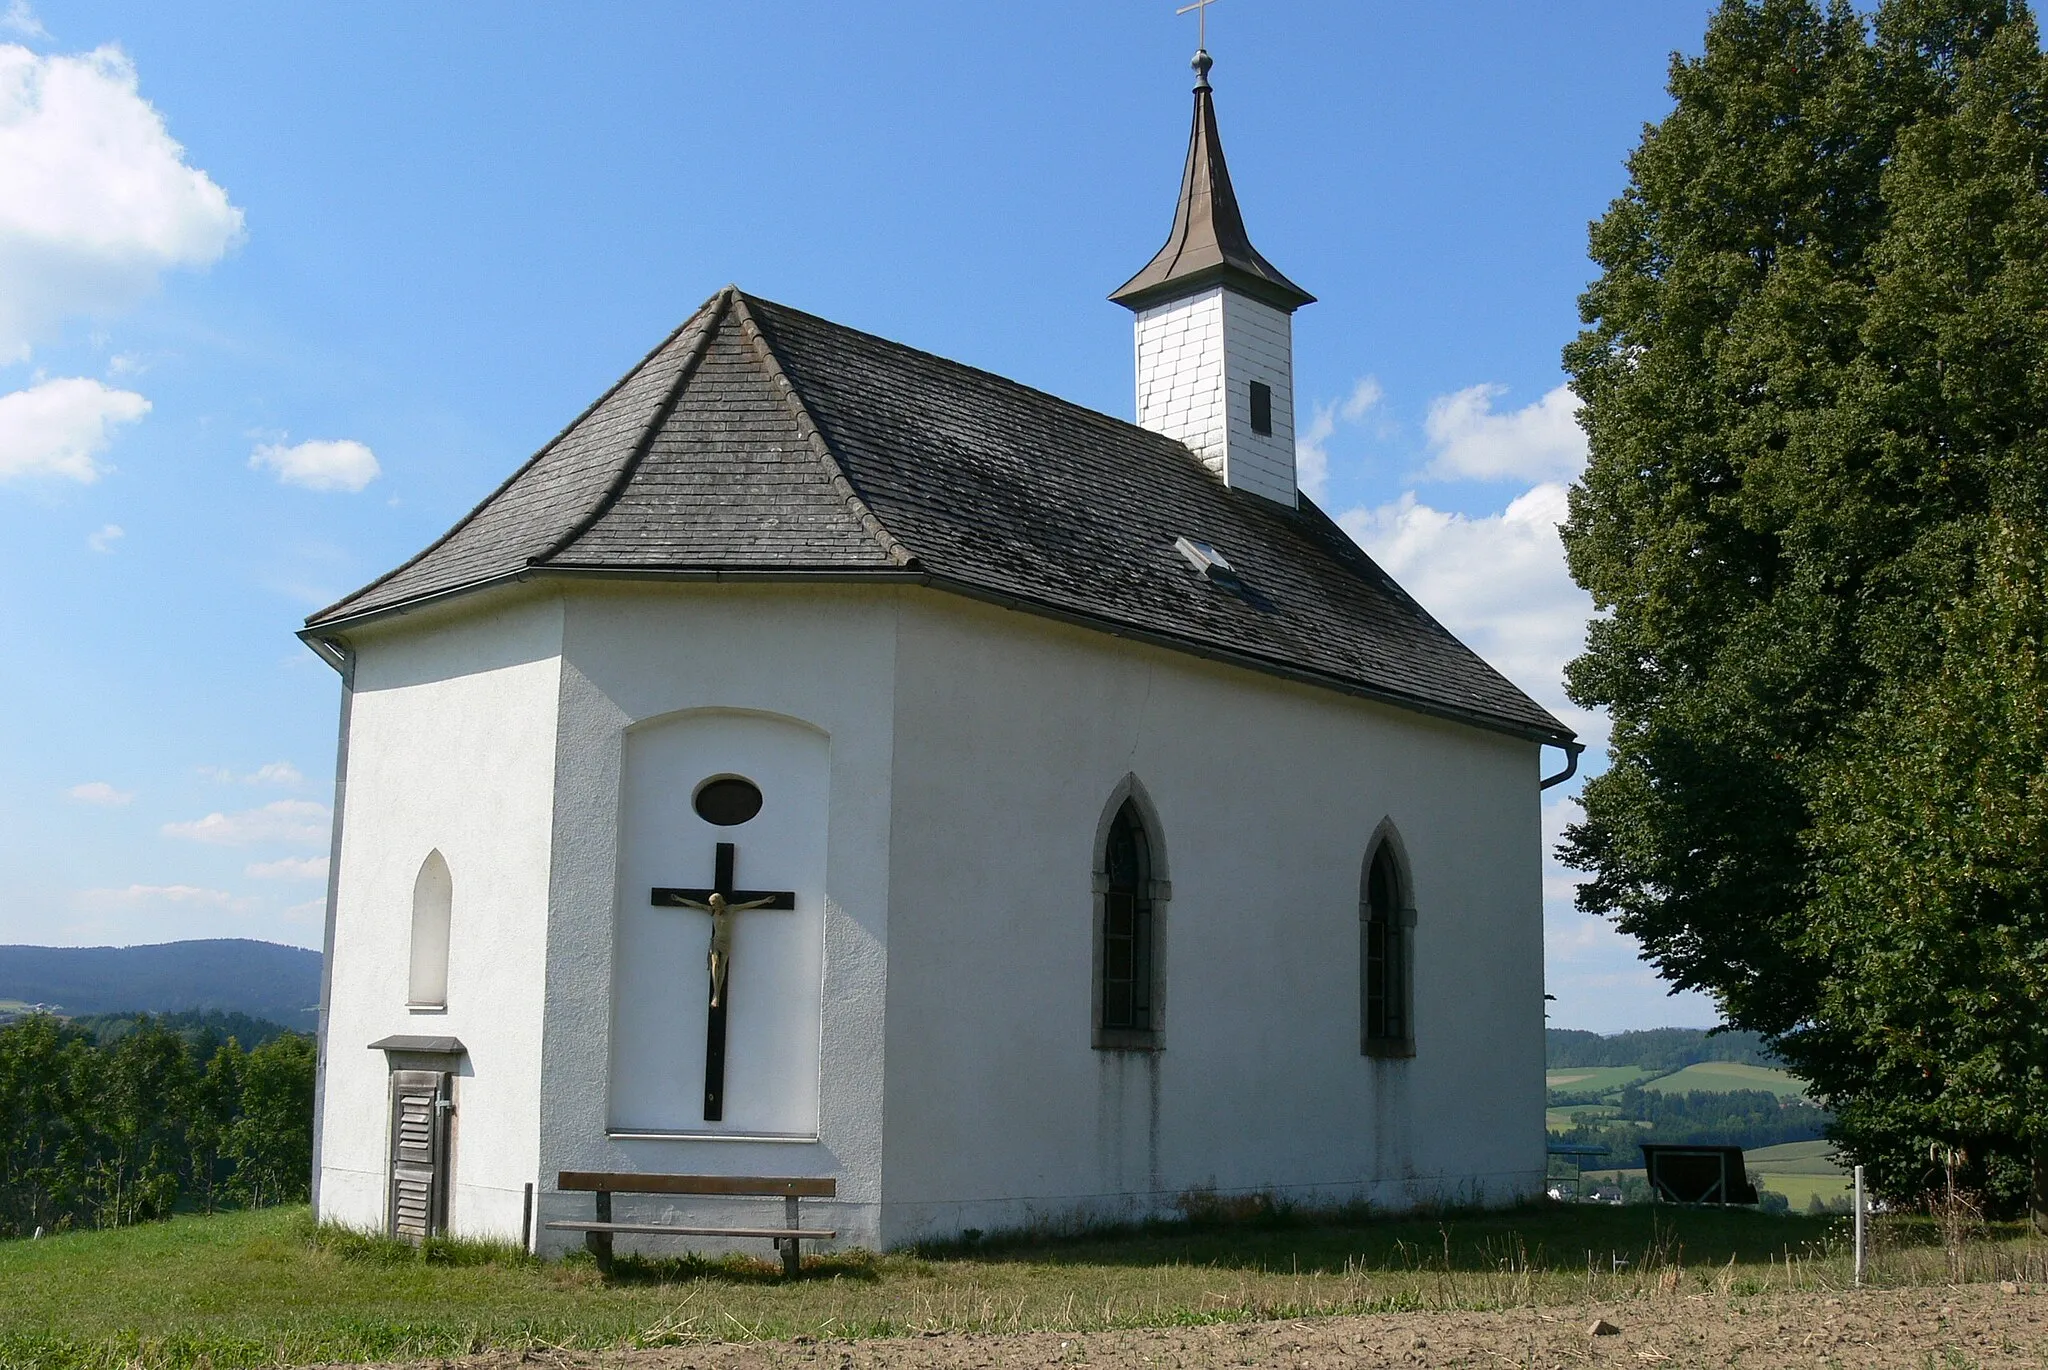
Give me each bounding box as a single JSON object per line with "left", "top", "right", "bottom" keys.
{"left": 1363, "top": 843, "right": 1410, "bottom": 1050}
{"left": 1101, "top": 801, "right": 1154, "bottom": 1033}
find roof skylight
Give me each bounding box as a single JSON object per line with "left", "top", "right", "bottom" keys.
{"left": 1175, "top": 536, "right": 1237, "bottom": 581}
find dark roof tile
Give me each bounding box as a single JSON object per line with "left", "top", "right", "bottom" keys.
{"left": 309, "top": 289, "right": 1568, "bottom": 744}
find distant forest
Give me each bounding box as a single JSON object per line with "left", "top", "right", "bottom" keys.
{"left": 66, "top": 1009, "right": 304, "bottom": 1052}
{"left": 0, "top": 1012, "right": 313, "bottom": 1240}
{"left": 1546, "top": 1027, "right": 1776, "bottom": 1071}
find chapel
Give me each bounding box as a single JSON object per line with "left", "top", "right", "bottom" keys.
{"left": 301, "top": 47, "right": 1576, "bottom": 1253}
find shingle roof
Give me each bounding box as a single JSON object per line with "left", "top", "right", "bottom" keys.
{"left": 307, "top": 288, "right": 1570, "bottom": 745}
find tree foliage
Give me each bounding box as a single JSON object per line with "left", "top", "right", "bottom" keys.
{"left": 0, "top": 1015, "right": 314, "bottom": 1239}
{"left": 1563, "top": 0, "right": 2048, "bottom": 1210}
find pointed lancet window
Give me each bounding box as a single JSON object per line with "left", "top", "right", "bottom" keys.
{"left": 1363, "top": 839, "right": 1413, "bottom": 1055}
{"left": 1101, "top": 802, "right": 1154, "bottom": 1033}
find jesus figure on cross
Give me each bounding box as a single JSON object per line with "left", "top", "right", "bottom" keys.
{"left": 652, "top": 841, "right": 797, "bottom": 1120}
{"left": 668, "top": 887, "right": 780, "bottom": 1009}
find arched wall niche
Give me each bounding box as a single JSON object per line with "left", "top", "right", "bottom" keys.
{"left": 408, "top": 849, "right": 453, "bottom": 1009}
{"left": 609, "top": 707, "right": 831, "bottom": 1137}
{"left": 1090, "top": 774, "right": 1171, "bottom": 1051}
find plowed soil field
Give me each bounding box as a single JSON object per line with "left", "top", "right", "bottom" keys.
{"left": 362, "top": 1283, "right": 2048, "bottom": 1368}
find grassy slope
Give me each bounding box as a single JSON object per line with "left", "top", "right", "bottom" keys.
{"left": 1744, "top": 1140, "right": 1845, "bottom": 1174}
{"left": 0, "top": 1205, "right": 1866, "bottom": 1369}
{"left": 1543, "top": 1066, "right": 1652, "bottom": 1094}
{"left": 1744, "top": 1139, "right": 1851, "bottom": 1207}
{"left": 1635, "top": 1062, "right": 1808, "bottom": 1098}
{"left": 1544, "top": 1105, "right": 1624, "bottom": 1132}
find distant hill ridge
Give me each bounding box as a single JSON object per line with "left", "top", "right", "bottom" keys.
{"left": 1547, "top": 1026, "right": 1777, "bottom": 1071}
{"left": 0, "top": 938, "right": 320, "bottom": 1029}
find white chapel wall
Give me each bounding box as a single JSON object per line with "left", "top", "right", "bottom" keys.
{"left": 535, "top": 582, "right": 899, "bottom": 1253}
{"left": 879, "top": 592, "right": 1544, "bottom": 1244}
{"left": 317, "top": 594, "right": 564, "bottom": 1241}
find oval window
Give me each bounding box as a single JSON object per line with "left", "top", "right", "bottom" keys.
{"left": 693, "top": 776, "right": 763, "bottom": 826}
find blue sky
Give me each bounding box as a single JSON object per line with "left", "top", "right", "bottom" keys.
{"left": 0, "top": 0, "right": 1725, "bottom": 1032}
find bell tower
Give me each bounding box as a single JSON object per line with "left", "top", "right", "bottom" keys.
{"left": 1111, "top": 48, "right": 1314, "bottom": 507}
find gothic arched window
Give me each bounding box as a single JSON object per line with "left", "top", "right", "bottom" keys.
{"left": 408, "top": 850, "right": 452, "bottom": 1009}
{"left": 1095, "top": 795, "right": 1164, "bottom": 1048}
{"left": 1362, "top": 838, "right": 1413, "bottom": 1055}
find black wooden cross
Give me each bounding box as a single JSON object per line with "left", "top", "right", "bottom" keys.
{"left": 651, "top": 842, "right": 796, "bottom": 1121}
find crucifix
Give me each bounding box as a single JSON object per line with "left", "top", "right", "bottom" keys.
{"left": 651, "top": 841, "right": 796, "bottom": 1121}
{"left": 1175, "top": 0, "right": 1221, "bottom": 52}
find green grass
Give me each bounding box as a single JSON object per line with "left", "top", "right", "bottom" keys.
{"left": 1635, "top": 1062, "right": 1809, "bottom": 1098}
{"left": 1545, "top": 1105, "right": 1621, "bottom": 1131}
{"left": 1744, "top": 1140, "right": 1845, "bottom": 1174}
{"left": 0, "top": 1202, "right": 1903, "bottom": 1369}
{"left": 1544, "top": 1066, "right": 1652, "bottom": 1095}
{"left": 1758, "top": 1173, "right": 1852, "bottom": 1208}
{"left": 1744, "top": 1140, "right": 1850, "bottom": 1209}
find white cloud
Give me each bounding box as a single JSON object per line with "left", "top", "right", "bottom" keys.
{"left": 76, "top": 883, "right": 251, "bottom": 912}
{"left": 1339, "top": 482, "right": 1602, "bottom": 747}
{"left": 1421, "top": 383, "right": 1585, "bottom": 483}
{"left": 249, "top": 438, "right": 379, "bottom": 493}
{"left": 65, "top": 779, "right": 132, "bottom": 805}
{"left": 198, "top": 760, "right": 305, "bottom": 786}
{"left": 2, "top": 2, "right": 48, "bottom": 40}
{"left": 1295, "top": 376, "right": 1382, "bottom": 502}
{"left": 245, "top": 855, "right": 327, "bottom": 881}
{"left": 161, "top": 798, "right": 329, "bottom": 846}
{"left": 86, "top": 521, "right": 121, "bottom": 551}
{"left": 282, "top": 897, "right": 327, "bottom": 927}
{"left": 1338, "top": 377, "right": 1384, "bottom": 423}
{"left": 0, "top": 376, "right": 148, "bottom": 481}
{"left": 0, "top": 43, "right": 243, "bottom": 359}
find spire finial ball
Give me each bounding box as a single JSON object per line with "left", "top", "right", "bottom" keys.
{"left": 1192, "top": 47, "right": 1213, "bottom": 90}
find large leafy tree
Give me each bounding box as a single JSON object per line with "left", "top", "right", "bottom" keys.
{"left": 1562, "top": 0, "right": 2048, "bottom": 1211}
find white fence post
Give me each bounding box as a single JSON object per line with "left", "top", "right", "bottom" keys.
{"left": 1853, "top": 1164, "right": 1867, "bottom": 1287}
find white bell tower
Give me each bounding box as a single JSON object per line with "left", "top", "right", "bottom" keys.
{"left": 1111, "top": 48, "right": 1315, "bottom": 508}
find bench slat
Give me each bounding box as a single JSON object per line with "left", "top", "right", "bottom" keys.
{"left": 558, "top": 1171, "right": 835, "bottom": 1198}
{"left": 546, "top": 1220, "right": 837, "bottom": 1239}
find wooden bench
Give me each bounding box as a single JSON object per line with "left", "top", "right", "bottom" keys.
{"left": 545, "top": 1172, "right": 836, "bottom": 1277}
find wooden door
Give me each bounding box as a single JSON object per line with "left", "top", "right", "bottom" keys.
{"left": 387, "top": 1070, "right": 450, "bottom": 1240}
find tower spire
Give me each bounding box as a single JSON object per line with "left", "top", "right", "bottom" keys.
{"left": 1109, "top": 50, "right": 1314, "bottom": 313}
{"left": 1113, "top": 44, "right": 1312, "bottom": 507}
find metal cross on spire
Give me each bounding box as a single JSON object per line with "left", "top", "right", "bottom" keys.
{"left": 1175, "top": 0, "right": 1220, "bottom": 54}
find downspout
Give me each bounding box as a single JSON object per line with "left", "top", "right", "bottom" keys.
{"left": 304, "top": 634, "right": 355, "bottom": 1216}
{"left": 1539, "top": 740, "right": 1584, "bottom": 791}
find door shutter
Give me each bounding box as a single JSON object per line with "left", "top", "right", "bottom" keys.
{"left": 388, "top": 1070, "right": 449, "bottom": 1240}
